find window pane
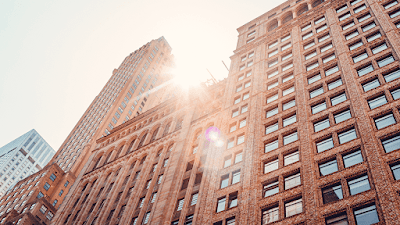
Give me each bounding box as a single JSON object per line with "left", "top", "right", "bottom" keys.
{"left": 307, "top": 62, "right": 319, "bottom": 71}
{"left": 285, "top": 173, "right": 301, "bottom": 189}
{"left": 283, "top": 100, "right": 296, "bottom": 110}
{"left": 328, "top": 79, "right": 343, "bottom": 90}
{"left": 339, "top": 12, "right": 351, "bottom": 21}
{"left": 315, "top": 17, "right": 326, "bottom": 24}
{"left": 310, "top": 87, "right": 324, "bottom": 98}
{"left": 384, "top": 1, "right": 398, "bottom": 9}
{"left": 348, "top": 175, "right": 370, "bottom": 195}
{"left": 323, "top": 54, "right": 336, "bottom": 63}
{"left": 301, "top": 23, "right": 311, "bottom": 31}
{"left": 305, "top": 51, "right": 317, "bottom": 60}
{"left": 362, "top": 79, "right": 380, "bottom": 92}
{"left": 285, "top": 198, "right": 303, "bottom": 217}
{"left": 264, "top": 180, "right": 279, "bottom": 197}
{"left": 263, "top": 206, "right": 279, "bottom": 224}
{"left": 371, "top": 43, "right": 387, "bottom": 54}
{"left": 331, "top": 93, "right": 347, "bottom": 106}
{"left": 235, "top": 152, "right": 242, "bottom": 163}
{"left": 322, "top": 184, "right": 343, "bottom": 204}
{"left": 232, "top": 171, "right": 240, "bottom": 184}
{"left": 346, "top": 30, "right": 359, "bottom": 40}
{"left": 326, "top": 214, "right": 349, "bottom": 225}
{"left": 375, "top": 114, "right": 396, "bottom": 129}
{"left": 267, "top": 94, "right": 278, "bottom": 103}
{"left": 283, "top": 132, "right": 298, "bottom": 145}
{"left": 304, "top": 41, "right": 315, "bottom": 50}
{"left": 312, "top": 102, "right": 327, "bottom": 114}
{"left": 325, "top": 66, "right": 339, "bottom": 76}
{"left": 384, "top": 69, "right": 400, "bottom": 82}
{"left": 390, "top": 9, "right": 400, "bottom": 18}
{"left": 317, "top": 24, "right": 328, "bottom": 33}
{"left": 377, "top": 55, "right": 395, "bottom": 67}
{"left": 343, "top": 150, "right": 363, "bottom": 168}
{"left": 266, "top": 123, "right": 278, "bottom": 134}
{"left": 368, "top": 95, "right": 387, "bottom": 109}
{"left": 391, "top": 163, "right": 400, "bottom": 180}
{"left": 358, "top": 13, "right": 371, "bottom": 22}
{"left": 337, "top": 5, "right": 348, "bottom": 13}
{"left": 319, "top": 160, "right": 338, "bottom": 176}
{"left": 382, "top": 135, "right": 400, "bottom": 153}
{"left": 282, "top": 43, "right": 292, "bottom": 51}
{"left": 354, "top": 205, "right": 380, "bottom": 225}
{"left": 265, "top": 140, "right": 278, "bottom": 153}
{"left": 303, "top": 32, "right": 313, "bottom": 40}
{"left": 353, "top": 52, "right": 368, "bottom": 63}
{"left": 314, "top": 119, "right": 330, "bottom": 132}
{"left": 317, "top": 137, "right": 334, "bottom": 153}
{"left": 338, "top": 129, "right": 357, "bottom": 144}
{"left": 367, "top": 32, "right": 381, "bottom": 42}
{"left": 282, "top": 53, "right": 292, "bottom": 61}
{"left": 321, "top": 43, "right": 333, "bottom": 52}
{"left": 319, "top": 33, "right": 331, "bottom": 42}
{"left": 284, "top": 151, "right": 299, "bottom": 166}
{"left": 308, "top": 74, "right": 321, "bottom": 84}
{"left": 283, "top": 115, "right": 296, "bottom": 127}
{"left": 283, "top": 87, "right": 294, "bottom": 96}
{"left": 266, "top": 108, "right": 278, "bottom": 118}
{"left": 343, "top": 21, "right": 355, "bottom": 30}
{"left": 349, "top": 41, "right": 363, "bottom": 50}
{"left": 357, "top": 64, "right": 373, "bottom": 76}
{"left": 264, "top": 160, "right": 279, "bottom": 173}
{"left": 283, "top": 74, "right": 294, "bottom": 83}
{"left": 334, "top": 110, "right": 351, "bottom": 123}
{"left": 354, "top": 4, "right": 367, "bottom": 14}
{"left": 216, "top": 198, "right": 226, "bottom": 212}
{"left": 221, "top": 176, "right": 229, "bottom": 189}
{"left": 391, "top": 89, "right": 400, "bottom": 100}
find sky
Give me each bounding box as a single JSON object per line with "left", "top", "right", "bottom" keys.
{"left": 0, "top": 0, "right": 287, "bottom": 150}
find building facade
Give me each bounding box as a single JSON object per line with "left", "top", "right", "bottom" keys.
{"left": 0, "top": 129, "right": 55, "bottom": 197}
{"left": 52, "top": 0, "right": 400, "bottom": 224}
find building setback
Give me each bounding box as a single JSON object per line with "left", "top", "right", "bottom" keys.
{"left": 53, "top": 0, "right": 400, "bottom": 224}
{"left": 0, "top": 129, "right": 55, "bottom": 197}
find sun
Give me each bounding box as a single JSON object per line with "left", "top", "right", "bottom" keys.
{"left": 169, "top": 67, "right": 202, "bottom": 90}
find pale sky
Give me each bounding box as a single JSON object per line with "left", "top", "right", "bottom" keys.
{"left": 0, "top": 0, "right": 287, "bottom": 150}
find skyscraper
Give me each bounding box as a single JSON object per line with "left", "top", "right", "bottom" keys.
{"left": 0, "top": 129, "right": 55, "bottom": 196}
{"left": 53, "top": 0, "right": 400, "bottom": 224}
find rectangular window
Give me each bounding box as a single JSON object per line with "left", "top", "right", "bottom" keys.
{"left": 227, "top": 139, "right": 234, "bottom": 149}
{"left": 269, "top": 41, "right": 278, "bottom": 49}
{"left": 301, "top": 23, "right": 312, "bottom": 31}
{"left": 228, "top": 193, "right": 238, "bottom": 208}
{"left": 343, "top": 150, "right": 363, "bottom": 168}
{"left": 177, "top": 199, "right": 184, "bottom": 211}
{"left": 282, "top": 43, "right": 292, "bottom": 51}
{"left": 338, "top": 129, "right": 357, "bottom": 144}
{"left": 354, "top": 205, "right": 380, "bottom": 224}
{"left": 282, "top": 53, "right": 292, "bottom": 61}
{"left": 241, "top": 105, "right": 248, "bottom": 113}
{"left": 368, "top": 95, "right": 387, "bottom": 109}
{"left": 367, "top": 32, "right": 381, "bottom": 42}
{"left": 323, "top": 54, "right": 336, "bottom": 63}
{"left": 363, "top": 79, "right": 380, "bottom": 92}
{"left": 143, "top": 212, "right": 150, "bottom": 224}
{"left": 264, "top": 180, "right": 279, "bottom": 197}
{"left": 372, "top": 43, "right": 387, "bottom": 54}
{"left": 244, "top": 81, "right": 251, "bottom": 88}
{"left": 268, "top": 82, "right": 278, "bottom": 90}
{"left": 304, "top": 41, "right": 315, "bottom": 50}
{"left": 266, "top": 107, "right": 278, "bottom": 118}
{"left": 331, "top": 93, "right": 347, "bottom": 106}
{"left": 224, "top": 156, "right": 232, "bottom": 168}
{"left": 348, "top": 175, "right": 370, "bottom": 195}
{"left": 312, "top": 102, "right": 327, "bottom": 114}
{"left": 284, "top": 151, "right": 299, "bottom": 166}
{"left": 283, "top": 86, "right": 294, "bottom": 96}
{"left": 307, "top": 62, "right": 319, "bottom": 71}
{"left": 283, "top": 132, "right": 298, "bottom": 145}
{"left": 391, "top": 88, "right": 400, "bottom": 100}
{"left": 267, "top": 94, "right": 278, "bottom": 103}
{"left": 216, "top": 197, "right": 226, "bottom": 213}
{"left": 391, "top": 163, "right": 400, "bottom": 180}
{"left": 237, "top": 135, "right": 245, "bottom": 145}
{"left": 375, "top": 114, "right": 396, "bottom": 129}
{"left": 283, "top": 99, "right": 295, "bottom": 110}
{"left": 268, "top": 59, "right": 278, "bottom": 68}
{"left": 191, "top": 193, "right": 198, "bottom": 206}
{"left": 310, "top": 87, "right": 324, "bottom": 98}
{"left": 358, "top": 13, "right": 371, "bottom": 22}
{"left": 339, "top": 12, "right": 351, "bottom": 21}
{"left": 50, "top": 174, "right": 56, "bottom": 181}
{"left": 315, "top": 16, "right": 326, "bottom": 24}
{"left": 325, "top": 65, "right": 339, "bottom": 76}
{"left": 232, "top": 170, "right": 240, "bottom": 184}
{"left": 282, "top": 34, "right": 291, "bottom": 42}
{"left": 326, "top": 214, "right": 348, "bottom": 225}
{"left": 346, "top": 30, "right": 359, "bottom": 40}
{"left": 390, "top": 9, "right": 400, "bottom": 18}
{"left": 384, "top": 1, "right": 398, "bottom": 9}
{"left": 342, "top": 21, "right": 355, "bottom": 30}
{"left": 302, "top": 32, "right": 314, "bottom": 40}
{"left": 268, "top": 49, "right": 278, "bottom": 58}
{"left": 354, "top": 4, "right": 367, "bottom": 13}
{"left": 283, "top": 74, "right": 294, "bottom": 83}
{"left": 235, "top": 152, "right": 242, "bottom": 164}
{"left": 382, "top": 135, "right": 400, "bottom": 153}
{"left": 236, "top": 85, "right": 242, "bottom": 92}
{"left": 285, "top": 198, "right": 303, "bottom": 217}
{"left": 44, "top": 182, "right": 51, "bottom": 191}
{"left": 384, "top": 69, "right": 400, "bottom": 82}
{"left": 353, "top": 52, "right": 368, "bottom": 63}
{"left": 283, "top": 115, "right": 296, "bottom": 127}
{"left": 322, "top": 184, "right": 343, "bottom": 204}
{"left": 334, "top": 110, "right": 352, "bottom": 123}
{"left": 314, "top": 118, "right": 330, "bottom": 132}
{"left": 264, "top": 159, "right": 279, "bottom": 173}
{"left": 321, "top": 43, "right": 333, "bottom": 52}
{"left": 316, "top": 137, "right": 334, "bottom": 153}
{"left": 239, "top": 119, "right": 246, "bottom": 128}
{"left": 282, "top": 63, "right": 293, "bottom": 71}
{"left": 243, "top": 93, "right": 249, "bottom": 100}
{"left": 265, "top": 140, "right": 279, "bottom": 153}
{"left": 319, "top": 159, "right": 338, "bottom": 176}
{"left": 349, "top": 40, "right": 363, "bottom": 50}
{"left": 234, "top": 97, "right": 241, "bottom": 104}
{"left": 268, "top": 70, "right": 279, "bottom": 78}
{"left": 357, "top": 64, "right": 374, "bottom": 76}
{"left": 248, "top": 30, "right": 256, "bottom": 37}
{"left": 263, "top": 206, "right": 279, "bottom": 224}
{"left": 378, "top": 55, "right": 395, "bottom": 67}
{"left": 337, "top": 5, "right": 348, "bottom": 13}
{"left": 266, "top": 123, "right": 278, "bottom": 134}
{"left": 317, "top": 24, "right": 328, "bottom": 33}
{"left": 232, "top": 109, "right": 239, "bottom": 117}
{"left": 305, "top": 51, "right": 317, "bottom": 60}
{"left": 328, "top": 79, "right": 343, "bottom": 90}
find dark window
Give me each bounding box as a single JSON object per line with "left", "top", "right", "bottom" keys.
{"left": 325, "top": 213, "right": 348, "bottom": 225}
{"left": 181, "top": 178, "right": 189, "bottom": 190}
{"left": 64, "top": 181, "right": 69, "bottom": 187}
{"left": 50, "top": 174, "right": 56, "bottom": 182}
{"left": 43, "top": 182, "right": 51, "bottom": 191}
{"left": 59, "top": 190, "right": 64, "bottom": 196}
{"left": 37, "top": 192, "right": 44, "bottom": 199}
{"left": 322, "top": 184, "right": 343, "bottom": 204}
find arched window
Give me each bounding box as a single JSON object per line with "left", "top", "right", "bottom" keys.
{"left": 126, "top": 139, "right": 136, "bottom": 154}
{"left": 150, "top": 127, "right": 160, "bottom": 142}
{"left": 163, "top": 122, "right": 171, "bottom": 136}
{"left": 312, "top": 0, "right": 324, "bottom": 8}
{"left": 175, "top": 117, "right": 184, "bottom": 131}
{"left": 268, "top": 19, "right": 278, "bottom": 32}
{"left": 297, "top": 4, "right": 309, "bottom": 16}
{"left": 137, "top": 134, "right": 148, "bottom": 148}
{"left": 282, "top": 12, "right": 293, "bottom": 24}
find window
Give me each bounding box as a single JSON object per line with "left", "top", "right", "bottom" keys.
{"left": 241, "top": 105, "right": 248, "bottom": 113}
{"left": 328, "top": 79, "right": 343, "bottom": 90}
{"left": 304, "top": 41, "right": 315, "bottom": 50}
{"left": 384, "top": 69, "right": 400, "bottom": 82}
{"left": 367, "top": 32, "right": 381, "bottom": 42}
{"left": 264, "top": 179, "right": 279, "bottom": 199}
{"left": 312, "top": 102, "right": 326, "bottom": 114}
{"left": 354, "top": 205, "right": 380, "bottom": 224}
{"left": 282, "top": 52, "right": 292, "bottom": 61}
{"left": 349, "top": 40, "right": 363, "bottom": 50}
{"left": 316, "top": 137, "right": 334, "bottom": 153}
{"left": 317, "top": 24, "right": 328, "bottom": 33}
{"left": 268, "top": 49, "right": 278, "bottom": 57}
{"left": 44, "top": 182, "right": 50, "bottom": 191}
{"left": 191, "top": 193, "right": 198, "bottom": 205}
{"left": 239, "top": 119, "right": 246, "bottom": 128}
{"left": 264, "top": 159, "right": 279, "bottom": 173}
{"left": 59, "top": 190, "right": 63, "bottom": 196}
{"left": 334, "top": 110, "right": 351, "bottom": 123}
{"left": 232, "top": 170, "right": 241, "bottom": 184}
{"left": 346, "top": 30, "right": 359, "bottom": 40}
{"left": 391, "top": 88, "right": 400, "bottom": 99}
{"left": 143, "top": 212, "right": 150, "bottom": 224}
{"left": 321, "top": 43, "right": 333, "bottom": 52}
{"left": 265, "top": 140, "right": 278, "bottom": 153}
{"left": 234, "top": 97, "right": 241, "bottom": 104}
{"left": 314, "top": 118, "right": 330, "bottom": 132}
{"left": 310, "top": 87, "right": 325, "bottom": 99}
{"left": 39, "top": 205, "right": 47, "bottom": 214}
{"left": 339, "top": 12, "right": 351, "bottom": 21}
{"left": 268, "top": 59, "right": 278, "bottom": 68}
{"left": 390, "top": 9, "right": 400, "bottom": 18}
{"left": 302, "top": 32, "right": 313, "bottom": 40}
{"left": 368, "top": 95, "right": 387, "bottom": 109}
{"left": 268, "top": 70, "right": 278, "bottom": 78}
{"left": 246, "top": 38, "right": 255, "bottom": 43}
{"left": 238, "top": 74, "right": 244, "bottom": 81}
{"left": 248, "top": 30, "right": 256, "bottom": 37}
{"left": 267, "top": 94, "right": 278, "bottom": 103}
{"left": 362, "top": 78, "right": 380, "bottom": 92}
{"left": 285, "top": 198, "right": 303, "bottom": 217}
{"left": 358, "top": 13, "right": 372, "bottom": 22}
{"left": 326, "top": 213, "right": 348, "bottom": 225}
{"left": 282, "top": 42, "right": 292, "bottom": 51}
{"left": 323, "top": 54, "right": 336, "bottom": 63}
{"left": 224, "top": 156, "right": 232, "bottom": 168}
{"left": 283, "top": 74, "right": 294, "bottom": 83}
{"left": 343, "top": 150, "right": 363, "bottom": 168}
{"left": 232, "top": 109, "right": 239, "bottom": 117}
{"left": 221, "top": 175, "right": 229, "bottom": 188}
{"left": 262, "top": 206, "right": 279, "bottom": 224}
{"left": 375, "top": 114, "right": 396, "bottom": 129}
{"left": 227, "top": 139, "right": 234, "bottom": 149}
{"left": 177, "top": 199, "right": 184, "bottom": 211}
{"left": 372, "top": 43, "right": 387, "bottom": 54}
{"left": 283, "top": 99, "right": 295, "bottom": 110}
{"left": 320, "top": 159, "right": 338, "bottom": 176}
{"left": 283, "top": 86, "right": 294, "bottom": 96}
{"left": 46, "top": 212, "right": 54, "bottom": 221}
{"left": 283, "top": 115, "right": 296, "bottom": 127}
{"left": 37, "top": 192, "right": 44, "bottom": 199}
{"left": 307, "top": 62, "right": 319, "bottom": 71}
{"left": 348, "top": 175, "right": 370, "bottom": 195}
{"left": 282, "top": 63, "right": 293, "bottom": 71}
{"left": 236, "top": 85, "right": 242, "bottom": 92}
{"left": 285, "top": 173, "right": 301, "bottom": 189}
{"left": 391, "top": 162, "right": 400, "bottom": 180}
{"left": 216, "top": 197, "right": 226, "bottom": 213}
{"left": 338, "top": 129, "right": 357, "bottom": 144}
{"left": 336, "top": 5, "right": 348, "bottom": 13}
{"left": 266, "top": 123, "right": 278, "bottom": 134}
{"left": 353, "top": 52, "right": 368, "bottom": 63}
{"left": 244, "top": 81, "right": 251, "bottom": 88}
{"left": 384, "top": 1, "right": 398, "bottom": 9}
{"left": 247, "top": 61, "right": 253, "bottom": 67}
{"left": 151, "top": 192, "right": 157, "bottom": 203}
{"left": 284, "top": 132, "right": 298, "bottom": 145}
{"left": 52, "top": 200, "right": 58, "bottom": 206}
{"left": 228, "top": 193, "right": 238, "bottom": 208}
{"left": 268, "top": 82, "right": 278, "bottom": 90}
{"left": 282, "top": 34, "right": 291, "bottom": 42}
{"left": 301, "top": 23, "right": 311, "bottom": 31}
{"left": 342, "top": 21, "right": 355, "bottom": 30}
{"left": 230, "top": 124, "right": 237, "bottom": 133}
{"left": 235, "top": 152, "right": 242, "bottom": 163}
{"left": 266, "top": 107, "right": 278, "bottom": 118}
{"left": 354, "top": 4, "right": 367, "bottom": 13}
{"left": 322, "top": 184, "right": 343, "bottom": 204}
{"left": 269, "top": 41, "right": 278, "bottom": 49}
{"left": 331, "top": 93, "right": 347, "bottom": 106}
{"left": 50, "top": 174, "right": 56, "bottom": 182}
{"left": 357, "top": 64, "right": 374, "bottom": 77}
{"left": 237, "top": 135, "right": 245, "bottom": 145}
{"left": 377, "top": 55, "right": 395, "bottom": 67}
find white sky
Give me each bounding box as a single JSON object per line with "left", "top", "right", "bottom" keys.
{"left": 0, "top": 0, "right": 287, "bottom": 150}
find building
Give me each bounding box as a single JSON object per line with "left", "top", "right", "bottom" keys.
{"left": 0, "top": 129, "right": 56, "bottom": 197}
{"left": 51, "top": 0, "right": 400, "bottom": 224}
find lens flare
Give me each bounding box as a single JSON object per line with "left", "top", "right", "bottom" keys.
{"left": 205, "top": 126, "right": 221, "bottom": 142}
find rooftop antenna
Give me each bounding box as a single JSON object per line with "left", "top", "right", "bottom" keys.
{"left": 206, "top": 69, "right": 217, "bottom": 83}
{"left": 222, "top": 60, "right": 230, "bottom": 72}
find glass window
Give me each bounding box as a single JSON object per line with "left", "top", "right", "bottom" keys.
{"left": 346, "top": 30, "right": 359, "bottom": 40}
{"left": 316, "top": 137, "right": 334, "bottom": 153}
{"left": 348, "top": 175, "right": 370, "bottom": 195}
{"left": 266, "top": 123, "right": 278, "bottom": 134}
{"left": 264, "top": 180, "right": 279, "bottom": 197}
{"left": 267, "top": 94, "right": 278, "bottom": 103}
{"left": 285, "top": 198, "right": 303, "bottom": 217}
{"left": 331, "top": 93, "right": 347, "bottom": 106}
{"left": 236, "top": 85, "right": 243, "bottom": 92}
{"left": 234, "top": 97, "right": 241, "bottom": 104}
{"left": 305, "top": 51, "right": 317, "bottom": 60}
{"left": 312, "top": 102, "right": 327, "bottom": 114}
{"left": 349, "top": 40, "right": 363, "bottom": 50}
{"left": 284, "top": 151, "right": 299, "bottom": 166}
{"left": 391, "top": 88, "right": 400, "bottom": 100}
{"left": 342, "top": 21, "right": 355, "bottom": 30}
{"left": 334, "top": 110, "right": 352, "bottom": 123}
{"left": 268, "top": 49, "right": 278, "bottom": 57}
{"left": 377, "top": 55, "right": 395, "bottom": 67}
{"left": 354, "top": 205, "right": 380, "bottom": 225}
{"left": 362, "top": 79, "right": 380, "bottom": 92}
{"left": 358, "top": 13, "right": 372, "bottom": 22}
{"left": 282, "top": 34, "right": 291, "bottom": 42}
{"left": 323, "top": 54, "right": 336, "bottom": 63}
{"left": 304, "top": 41, "right": 315, "bottom": 50}
{"left": 268, "top": 82, "right": 278, "bottom": 90}
{"left": 303, "top": 32, "right": 313, "bottom": 40}
{"left": 239, "top": 119, "right": 246, "bottom": 128}
{"left": 269, "top": 41, "right": 278, "bottom": 49}
{"left": 264, "top": 159, "right": 279, "bottom": 173}
{"left": 235, "top": 152, "right": 242, "bottom": 163}
{"left": 368, "top": 95, "right": 387, "bottom": 109}
{"left": 321, "top": 43, "right": 333, "bottom": 52}
{"left": 238, "top": 74, "right": 244, "bottom": 81}
{"left": 232, "top": 170, "right": 240, "bottom": 184}
{"left": 391, "top": 162, "right": 400, "bottom": 180}
{"left": 354, "top": 4, "right": 367, "bottom": 13}
{"left": 282, "top": 52, "right": 292, "bottom": 61}
{"left": 310, "top": 87, "right": 324, "bottom": 98}
{"left": 307, "top": 62, "right": 319, "bottom": 71}
{"left": 265, "top": 140, "right": 279, "bottom": 153}
{"left": 366, "top": 32, "right": 381, "bottom": 43}
{"left": 282, "top": 43, "right": 292, "bottom": 51}
{"left": 283, "top": 132, "right": 298, "bottom": 145}
{"left": 384, "top": 1, "right": 398, "bottom": 9}
{"left": 220, "top": 175, "right": 229, "bottom": 188}
{"left": 177, "top": 199, "right": 184, "bottom": 211}
{"left": 375, "top": 114, "right": 396, "bottom": 129}
{"left": 319, "top": 33, "right": 331, "bottom": 42}
{"left": 308, "top": 74, "right": 321, "bottom": 84}
{"left": 343, "top": 150, "right": 363, "bottom": 168}
{"left": 230, "top": 124, "right": 236, "bottom": 133}
{"left": 339, "top": 12, "right": 351, "bottom": 21}
{"left": 353, "top": 52, "right": 368, "bottom": 63}
{"left": 241, "top": 105, "right": 248, "bottom": 113}
{"left": 285, "top": 173, "right": 301, "bottom": 189}
{"left": 322, "top": 184, "right": 343, "bottom": 204}
{"left": 390, "top": 9, "right": 400, "bottom": 18}
{"left": 314, "top": 118, "right": 330, "bottom": 132}
{"left": 282, "top": 63, "right": 293, "bottom": 71}
{"left": 357, "top": 64, "right": 374, "bottom": 77}
{"left": 227, "top": 139, "right": 234, "bottom": 149}
{"left": 315, "top": 17, "right": 326, "bottom": 24}
{"left": 328, "top": 79, "right": 343, "bottom": 90}
{"left": 326, "top": 214, "right": 348, "bottom": 225}
{"left": 237, "top": 135, "right": 245, "bottom": 145}
{"left": 268, "top": 70, "right": 279, "bottom": 78}
{"left": 283, "top": 86, "right": 294, "bottom": 96}
{"left": 301, "top": 23, "right": 312, "bottom": 31}
{"left": 351, "top": 0, "right": 362, "bottom": 5}
{"left": 337, "top": 5, "right": 348, "bottom": 13}
{"left": 338, "top": 129, "right": 357, "bottom": 144}
{"left": 317, "top": 24, "right": 328, "bottom": 33}
{"left": 283, "top": 99, "right": 295, "bottom": 110}
{"left": 224, "top": 157, "right": 231, "bottom": 168}
{"left": 262, "top": 206, "right": 279, "bottom": 224}
{"left": 243, "top": 93, "right": 249, "bottom": 100}
{"left": 216, "top": 197, "right": 226, "bottom": 213}
{"left": 325, "top": 65, "right": 339, "bottom": 76}
{"left": 372, "top": 43, "right": 387, "bottom": 54}
{"left": 283, "top": 115, "right": 296, "bottom": 127}
{"left": 319, "top": 159, "right": 338, "bottom": 176}
{"left": 266, "top": 107, "right": 278, "bottom": 118}
{"left": 232, "top": 109, "right": 239, "bottom": 117}
{"left": 384, "top": 69, "right": 400, "bottom": 82}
